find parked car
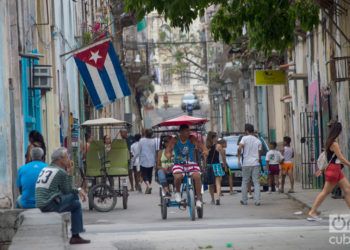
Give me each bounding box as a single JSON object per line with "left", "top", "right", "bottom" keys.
{"left": 221, "top": 133, "right": 269, "bottom": 190}
{"left": 181, "top": 93, "right": 200, "bottom": 111}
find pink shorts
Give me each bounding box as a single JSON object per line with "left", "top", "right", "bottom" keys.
{"left": 172, "top": 163, "right": 200, "bottom": 175}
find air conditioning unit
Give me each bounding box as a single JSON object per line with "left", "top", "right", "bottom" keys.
{"left": 33, "top": 65, "right": 52, "bottom": 90}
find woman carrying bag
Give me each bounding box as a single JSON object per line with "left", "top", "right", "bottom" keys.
{"left": 308, "top": 122, "right": 350, "bottom": 221}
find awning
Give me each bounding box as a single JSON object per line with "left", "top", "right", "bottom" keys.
{"left": 155, "top": 115, "right": 208, "bottom": 127}
{"left": 81, "top": 118, "right": 130, "bottom": 127}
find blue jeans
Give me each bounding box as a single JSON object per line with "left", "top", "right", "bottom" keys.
{"left": 241, "top": 166, "right": 261, "bottom": 203}
{"left": 158, "top": 169, "right": 168, "bottom": 187}
{"left": 41, "top": 193, "right": 84, "bottom": 234}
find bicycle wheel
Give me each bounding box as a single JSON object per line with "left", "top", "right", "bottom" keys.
{"left": 89, "top": 183, "right": 116, "bottom": 212}
{"left": 186, "top": 179, "right": 196, "bottom": 221}
{"left": 122, "top": 186, "right": 128, "bottom": 209}
{"left": 160, "top": 189, "right": 168, "bottom": 220}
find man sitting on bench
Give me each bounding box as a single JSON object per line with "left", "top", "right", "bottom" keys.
{"left": 35, "top": 147, "right": 90, "bottom": 245}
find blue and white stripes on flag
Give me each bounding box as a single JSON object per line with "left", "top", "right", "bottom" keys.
{"left": 74, "top": 39, "right": 131, "bottom": 109}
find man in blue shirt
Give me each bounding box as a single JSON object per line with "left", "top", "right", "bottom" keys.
{"left": 16, "top": 147, "right": 47, "bottom": 208}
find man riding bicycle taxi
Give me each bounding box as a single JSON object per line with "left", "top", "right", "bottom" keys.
{"left": 165, "top": 124, "right": 208, "bottom": 208}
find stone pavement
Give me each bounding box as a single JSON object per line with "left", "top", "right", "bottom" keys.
{"left": 284, "top": 181, "right": 349, "bottom": 217}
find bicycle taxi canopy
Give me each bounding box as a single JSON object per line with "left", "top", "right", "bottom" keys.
{"left": 81, "top": 117, "right": 131, "bottom": 128}
{"left": 81, "top": 117, "right": 131, "bottom": 178}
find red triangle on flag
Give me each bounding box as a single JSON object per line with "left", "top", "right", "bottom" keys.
{"left": 74, "top": 40, "right": 110, "bottom": 70}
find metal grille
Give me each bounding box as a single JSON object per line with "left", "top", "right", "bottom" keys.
{"left": 300, "top": 112, "right": 324, "bottom": 189}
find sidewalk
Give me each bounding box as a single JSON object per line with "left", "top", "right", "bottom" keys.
{"left": 284, "top": 181, "right": 349, "bottom": 217}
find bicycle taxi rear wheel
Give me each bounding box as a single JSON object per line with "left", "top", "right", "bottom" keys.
{"left": 88, "top": 183, "right": 117, "bottom": 212}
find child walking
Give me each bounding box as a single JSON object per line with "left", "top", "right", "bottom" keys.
{"left": 281, "top": 136, "right": 294, "bottom": 193}
{"left": 266, "top": 142, "right": 284, "bottom": 193}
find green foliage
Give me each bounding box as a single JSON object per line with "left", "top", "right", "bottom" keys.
{"left": 82, "top": 32, "right": 92, "bottom": 46}
{"left": 124, "top": 0, "right": 320, "bottom": 54}
{"left": 211, "top": 0, "right": 319, "bottom": 54}
{"left": 124, "top": 0, "right": 223, "bottom": 31}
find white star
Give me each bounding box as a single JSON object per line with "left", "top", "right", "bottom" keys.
{"left": 89, "top": 50, "right": 102, "bottom": 63}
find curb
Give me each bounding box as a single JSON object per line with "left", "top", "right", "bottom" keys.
{"left": 284, "top": 192, "right": 312, "bottom": 210}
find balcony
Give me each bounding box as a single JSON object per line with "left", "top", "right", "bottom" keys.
{"left": 329, "top": 56, "right": 350, "bottom": 82}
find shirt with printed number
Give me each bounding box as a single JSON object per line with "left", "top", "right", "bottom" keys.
{"left": 35, "top": 164, "right": 75, "bottom": 209}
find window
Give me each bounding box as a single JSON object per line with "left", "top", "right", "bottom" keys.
{"left": 180, "top": 64, "right": 190, "bottom": 85}
{"left": 162, "top": 64, "right": 172, "bottom": 85}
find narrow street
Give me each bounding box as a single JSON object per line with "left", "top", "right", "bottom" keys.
{"left": 70, "top": 185, "right": 335, "bottom": 250}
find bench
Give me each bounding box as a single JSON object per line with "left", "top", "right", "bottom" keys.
{"left": 9, "top": 209, "right": 70, "bottom": 250}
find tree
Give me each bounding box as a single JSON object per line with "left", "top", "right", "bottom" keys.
{"left": 124, "top": 0, "right": 320, "bottom": 54}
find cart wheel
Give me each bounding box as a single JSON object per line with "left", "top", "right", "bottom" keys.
{"left": 122, "top": 186, "right": 128, "bottom": 209}
{"left": 89, "top": 183, "right": 116, "bottom": 212}
{"left": 186, "top": 183, "right": 196, "bottom": 221}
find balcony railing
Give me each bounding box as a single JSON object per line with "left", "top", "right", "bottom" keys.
{"left": 330, "top": 56, "right": 350, "bottom": 82}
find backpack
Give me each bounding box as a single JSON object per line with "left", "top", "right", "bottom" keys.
{"left": 317, "top": 151, "right": 335, "bottom": 170}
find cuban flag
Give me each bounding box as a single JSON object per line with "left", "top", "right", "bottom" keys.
{"left": 74, "top": 39, "right": 131, "bottom": 109}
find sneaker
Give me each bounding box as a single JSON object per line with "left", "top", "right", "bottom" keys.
{"left": 145, "top": 187, "right": 149, "bottom": 194}
{"left": 148, "top": 187, "right": 152, "bottom": 194}
{"left": 215, "top": 199, "right": 220, "bottom": 205}
{"left": 69, "top": 236, "right": 91, "bottom": 245}
{"left": 175, "top": 192, "right": 181, "bottom": 203}
{"left": 275, "top": 187, "right": 279, "bottom": 193}
{"left": 255, "top": 202, "right": 261, "bottom": 206}
{"left": 248, "top": 194, "right": 253, "bottom": 199}
{"left": 268, "top": 188, "right": 272, "bottom": 194}
{"left": 240, "top": 200, "right": 247, "bottom": 205}
{"left": 196, "top": 200, "right": 203, "bottom": 208}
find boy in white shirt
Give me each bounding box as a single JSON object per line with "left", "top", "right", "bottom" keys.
{"left": 266, "top": 142, "right": 284, "bottom": 193}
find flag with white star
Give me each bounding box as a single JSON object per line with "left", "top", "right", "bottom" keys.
{"left": 73, "top": 39, "right": 131, "bottom": 109}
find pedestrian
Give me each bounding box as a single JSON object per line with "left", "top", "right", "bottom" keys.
{"left": 163, "top": 92, "right": 169, "bottom": 110}
{"left": 218, "top": 138, "right": 234, "bottom": 194}
{"left": 35, "top": 147, "right": 90, "bottom": 244}
{"left": 25, "top": 130, "right": 47, "bottom": 163}
{"left": 157, "top": 135, "right": 175, "bottom": 197}
{"left": 206, "top": 133, "right": 227, "bottom": 205}
{"left": 103, "top": 135, "right": 114, "bottom": 188}
{"left": 266, "top": 141, "right": 284, "bottom": 194}
{"left": 120, "top": 129, "right": 134, "bottom": 191}
{"left": 130, "top": 134, "right": 142, "bottom": 192}
{"left": 238, "top": 124, "right": 262, "bottom": 206}
{"left": 280, "top": 136, "right": 294, "bottom": 193}
{"left": 80, "top": 133, "right": 92, "bottom": 191}
{"left": 139, "top": 129, "right": 157, "bottom": 194}
{"left": 16, "top": 147, "right": 47, "bottom": 208}
{"left": 154, "top": 93, "right": 159, "bottom": 107}
{"left": 307, "top": 122, "right": 350, "bottom": 221}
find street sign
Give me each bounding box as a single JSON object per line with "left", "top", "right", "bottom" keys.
{"left": 255, "top": 70, "right": 287, "bottom": 86}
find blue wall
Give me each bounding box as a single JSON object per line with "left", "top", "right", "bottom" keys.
{"left": 21, "top": 55, "right": 42, "bottom": 150}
